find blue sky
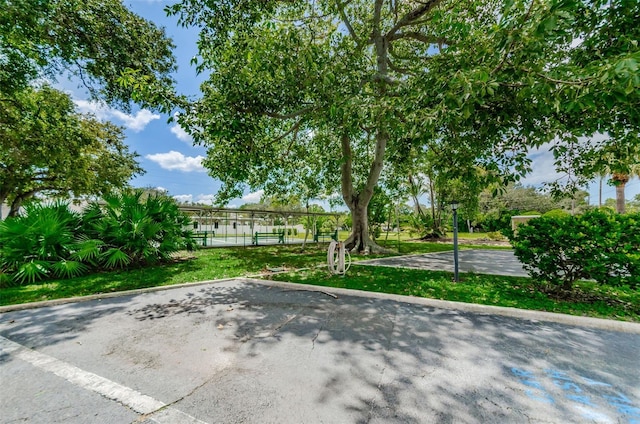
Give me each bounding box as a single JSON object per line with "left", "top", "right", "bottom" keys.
{"left": 63, "top": 0, "right": 639, "bottom": 208}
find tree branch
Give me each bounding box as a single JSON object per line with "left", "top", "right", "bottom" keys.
{"left": 388, "top": 31, "right": 450, "bottom": 46}
{"left": 518, "top": 68, "right": 593, "bottom": 86}
{"left": 371, "top": 0, "right": 384, "bottom": 43}
{"left": 340, "top": 133, "right": 355, "bottom": 205}
{"left": 386, "top": 58, "right": 416, "bottom": 76}
{"left": 362, "top": 129, "right": 388, "bottom": 205}
{"left": 268, "top": 117, "right": 304, "bottom": 146}
{"left": 263, "top": 106, "right": 315, "bottom": 119}
{"left": 336, "top": 0, "right": 363, "bottom": 47}
{"left": 492, "top": 0, "right": 537, "bottom": 74}
{"left": 386, "top": 0, "right": 443, "bottom": 39}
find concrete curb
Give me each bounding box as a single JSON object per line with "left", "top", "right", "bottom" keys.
{"left": 2, "top": 276, "right": 639, "bottom": 335}
{"left": 243, "top": 278, "right": 640, "bottom": 335}
{"left": 0, "top": 277, "right": 241, "bottom": 314}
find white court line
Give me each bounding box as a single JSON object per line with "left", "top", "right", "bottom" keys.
{"left": 207, "top": 238, "right": 246, "bottom": 244}
{"left": 0, "top": 336, "right": 208, "bottom": 424}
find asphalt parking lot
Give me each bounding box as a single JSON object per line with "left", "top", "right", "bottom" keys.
{"left": 1, "top": 278, "right": 639, "bottom": 423}
{"left": 357, "top": 249, "right": 529, "bottom": 277}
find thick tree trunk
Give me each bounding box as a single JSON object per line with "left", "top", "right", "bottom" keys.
{"left": 340, "top": 9, "right": 399, "bottom": 254}
{"left": 5, "top": 188, "right": 43, "bottom": 218}
{"left": 8, "top": 196, "right": 24, "bottom": 217}
{"left": 344, "top": 201, "right": 371, "bottom": 253}
{"left": 340, "top": 132, "right": 392, "bottom": 254}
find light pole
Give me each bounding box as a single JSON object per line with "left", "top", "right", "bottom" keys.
{"left": 450, "top": 200, "right": 460, "bottom": 282}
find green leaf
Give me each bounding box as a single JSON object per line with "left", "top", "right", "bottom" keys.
{"left": 14, "top": 261, "right": 50, "bottom": 285}
{"left": 101, "top": 248, "right": 132, "bottom": 269}
{"left": 51, "top": 260, "right": 89, "bottom": 279}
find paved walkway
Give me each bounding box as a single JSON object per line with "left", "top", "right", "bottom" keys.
{"left": 358, "top": 249, "right": 528, "bottom": 277}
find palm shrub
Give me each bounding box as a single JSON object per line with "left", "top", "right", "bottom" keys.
{"left": 82, "top": 190, "right": 195, "bottom": 268}
{"left": 0, "top": 202, "right": 92, "bottom": 285}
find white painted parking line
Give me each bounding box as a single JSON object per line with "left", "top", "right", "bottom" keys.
{"left": 0, "top": 336, "right": 208, "bottom": 424}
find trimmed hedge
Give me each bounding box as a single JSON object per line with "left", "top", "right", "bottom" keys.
{"left": 508, "top": 209, "right": 639, "bottom": 291}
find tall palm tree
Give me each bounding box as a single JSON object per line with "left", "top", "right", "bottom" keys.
{"left": 611, "top": 167, "right": 639, "bottom": 214}
{"left": 596, "top": 137, "right": 640, "bottom": 214}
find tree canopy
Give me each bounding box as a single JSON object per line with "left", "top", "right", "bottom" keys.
{"left": 0, "top": 86, "right": 143, "bottom": 217}
{"left": 1, "top": 0, "right": 181, "bottom": 217}
{"left": 1, "top": 0, "right": 177, "bottom": 110}
{"left": 170, "top": 0, "right": 639, "bottom": 252}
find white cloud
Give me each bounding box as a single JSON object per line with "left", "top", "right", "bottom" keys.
{"left": 156, "top": 186, "right": 168, "bottom": 193}
{"left": 242, "top": 190, "right": 264, "bottom": 203}
{"left": 521, "top": 134, "right": 613, "bottom": 188}
{"left": 170, "top": 124, "right": 193, "bottom": 143}
{"left": 520, "top": 144, "right": 563, "bottom": 186}
{"left": 113, "top": 109, "right": 160, "bottom": 132}
{"left": 74, "top": 99, "right": 160, "bottom": 132}
{"left": 196, "top": 194, "right": 216, "bottom": 204}
{"left": 74, "top": 99, "right": 106, "bottom": 116}
{"left": 173, "top": 194, "right": 193, "bottom": 203}
{"left": 145, "top": 151, "right": 206, "bottom": 172}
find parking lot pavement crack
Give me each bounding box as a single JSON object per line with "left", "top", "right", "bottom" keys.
{"left": 311, "top": 322, "right": 325, "bottom": 352}
{"left": 163, "top": 378, "right": 211, "bottom": 410}
{"left": 384, "top": 309, "right": 397, "bottom": 352}
{"left": 361, "top": 309, "right": 398, "bottom": 423}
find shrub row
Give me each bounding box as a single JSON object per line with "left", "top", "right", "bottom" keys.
{"left": 0, "top": 190, "right": 195, "bottom": 286}
{"left": 507, "top": 209, "right": 639, "bottom": 291}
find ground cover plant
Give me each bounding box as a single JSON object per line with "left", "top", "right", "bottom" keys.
{"left": 267, "top": 266, "right": 640, "bottom": 322}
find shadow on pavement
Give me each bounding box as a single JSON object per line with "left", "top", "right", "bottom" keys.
{"left": 1, "top": 279, "right": 638, "bottom": 423}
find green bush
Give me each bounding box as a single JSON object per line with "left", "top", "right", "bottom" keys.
{"left": 0, "top": 192, "right": 196, "bottom": 286}
{"left": 508, "top": 210, "right": 640, "bottom": 292}
{"left": 542, "top": 209, "right": 570, "bottom": 219}
{"left": 579, "top": 210, "right": 640, "bottom": 288}
{"left": 487, "top": 231, "right": 506, "bottom": 241}
{"left": 82, "top": 190, "right": 196, "bottom": 268}
{"left": 0, "top": 202, "right": 90, "bottom": 285}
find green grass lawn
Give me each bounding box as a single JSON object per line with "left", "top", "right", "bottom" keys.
{"left": 267, "top": 265, "right": 640, "bottom": 322}
{"left": 0, "top": 244, "right": 330, "bottom": 306}
{"left": 2, "top": 243, "right": 638, "bottom": 323}
{"left": 0, "top": 242, "right": 453, "bottom": 306}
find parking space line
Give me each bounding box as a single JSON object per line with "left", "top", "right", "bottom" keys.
{"left": 0, "top": 336, "right": 208, "bottom": 424}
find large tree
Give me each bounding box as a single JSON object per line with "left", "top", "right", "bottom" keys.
{"left": 1, "top": 0, "right": 179, "bottom": 217}
{"left": 170, "top": 0, "right": 636, "bottom": 252}
{"left": 544, "top": 0, "right": 639, "bottom": 206}
{"left": 0, "top": 86, "right": 143, "bottom": 217}
{"left": 1, "top": 0, "right": 177, "bottom": 110}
